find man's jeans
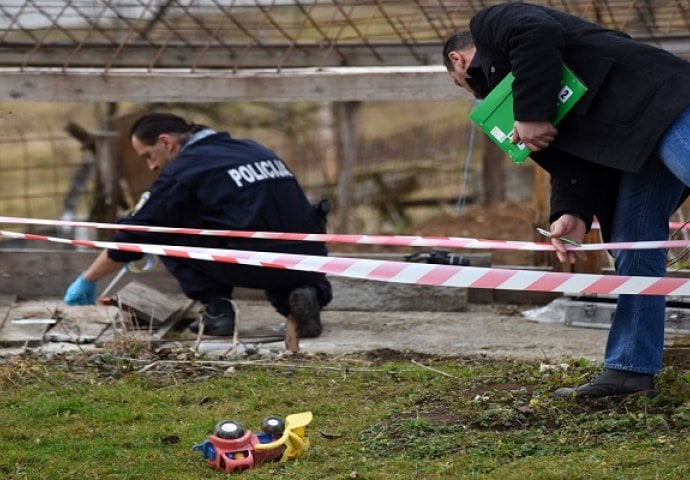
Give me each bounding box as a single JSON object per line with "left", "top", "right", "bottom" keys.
{"left": 606, "top": 106, "right": 690, "bottom": 374}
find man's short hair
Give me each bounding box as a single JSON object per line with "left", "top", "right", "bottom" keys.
{"left": 442, "top": 31, "right": 474, "bottom": 71}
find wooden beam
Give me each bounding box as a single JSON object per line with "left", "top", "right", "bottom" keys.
{"left": 480, "top": 135, "right": 506, "bottom": 206}
{"left": 0, "top": 66, "right": 466, "bottom": 102}
{"left": 335, "top": 101, "right": 360, "bottom": 232}
{"left": 0, "top": 43, "right": 443, "bottom": 69}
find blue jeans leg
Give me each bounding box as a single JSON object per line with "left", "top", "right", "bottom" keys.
{"left": 607, "top": 158, "right": 685, "bottom": 374}
{"left": 656, "top": 104, "right": 690, "bottom": 186}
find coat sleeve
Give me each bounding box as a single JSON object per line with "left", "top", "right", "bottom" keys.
{"left": 530, "top": 150, "right": 621, "bottom": 241}
{"left": 470, "top": 3, "right": 565, "bottom": 121}
{"left": 548, "top": 175, "right": 594, "bottom": 232}
{"left": 106, "top": 175, "right": 198, "bottom": 263}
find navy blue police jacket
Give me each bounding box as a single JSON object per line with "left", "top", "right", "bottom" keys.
{"left": 107, "top": 132, "right": 327, "bottom": 263}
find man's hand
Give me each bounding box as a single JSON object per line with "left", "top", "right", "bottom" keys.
{"left": 64, "top": 274, "right": 96, "bottom": 305}
{"left": 550, "top": 214, "right": 586, "bottom": 264}
{"left": 512, "top": 121, "right": 557, "bottom": 151}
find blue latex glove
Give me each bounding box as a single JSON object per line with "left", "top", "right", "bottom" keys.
{"left": 63, "top": 274, "right": 97, "bottom": 305}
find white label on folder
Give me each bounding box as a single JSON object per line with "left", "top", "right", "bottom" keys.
{"left": 506, "top": 129, "right": 526, "bottom": 149}
{"left": 505, "top": 129, "right": 526, "bottom": 150}
{"left": 558, "top": 85, "right": 573, "bottom": 103}
{"left": 490, "top": 126, "right": 507, "bottom": 142}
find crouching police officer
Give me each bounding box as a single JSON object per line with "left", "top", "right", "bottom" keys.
{"left": 64, "top": 112, "right": 332, "bottom": 338}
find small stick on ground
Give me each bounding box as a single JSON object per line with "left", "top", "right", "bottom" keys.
{"left": 193, "top": 315, "right": 204, "bottom": 353}
{"left": 285, "top": 314, "right": 300, "bottom": 353}
{"left": 222, "top": 301, "right": 240, "bottom": 356}
{"left": 410, "top": 359, "right": 458, "bottom": 379}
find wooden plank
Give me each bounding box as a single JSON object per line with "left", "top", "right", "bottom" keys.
{"left": 285, "top": 315, "right": 300, "bottom": 353}
{"left": 481, "top": 136, "right": 506, "bottom": 206}
{"left": 0, "top": 43, "right": 445, "bottom": 69}
{"left": 335, "top": 101, "right": 360, "bottom": 232}
{"left": 0, "top": 67, "right": 465, "bottom": 103}
{"left": 152, "top": 298, "right": 198, "bottom": 341}
{"left": 112, "top": 280, "right": 186, "bottom": 326}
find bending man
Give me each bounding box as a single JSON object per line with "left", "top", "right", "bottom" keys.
{"left": 443, "top": 3, "right": 690, "bottom": 400}
{"left": 64, "top": 112, "right": 332, "bottom": 338}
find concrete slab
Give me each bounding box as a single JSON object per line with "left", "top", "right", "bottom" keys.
{"left": 45, "top": 305, "right": 117, "bottom": 343}
{"left": 328, "top": 277, "right": 467, "bottom": 311}
{"left": 0, "top": 301, "right": 119, "bottom": 348}
{"left": 0, "top": 300, "right": 60, "bottom": 346}
{"left": 2, "top": 297, "right": 687, "bottom": 367}
{"left": 163, "top": 300, "right": 615, "bottom": 362}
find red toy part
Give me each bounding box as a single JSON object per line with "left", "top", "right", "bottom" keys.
{"left": 207, "top": 431, "right": 283, "bottom": 472}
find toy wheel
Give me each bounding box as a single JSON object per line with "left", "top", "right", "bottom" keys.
{"left": 213, "top": 420, "right": 244, "bottom": 439}
{"left": 260, "top": 416, "right": 285, "bottom": 436}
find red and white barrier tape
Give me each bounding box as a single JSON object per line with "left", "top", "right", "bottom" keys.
{"left": 2, "top": 229, "right": 690, "bottom": 296}
{"left": 1, "top": 215, "right": 689, "bottom": 252}
{"left": 592, "top": 220, "right": 690, "bottom": 231}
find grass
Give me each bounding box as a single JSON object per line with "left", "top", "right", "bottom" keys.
{"left": 1, "top": 348, "right": 689, "bottom": 479}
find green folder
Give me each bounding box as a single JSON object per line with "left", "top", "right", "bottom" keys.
{"left": 468, "top": 64, "right": 587, "bottom": 164}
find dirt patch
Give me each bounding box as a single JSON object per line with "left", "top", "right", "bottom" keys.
{"left": 412, "top": 200, "right": 539, "bottom": 266}
{"left": 335, "top": 199, "right": 541, "bottom": 267}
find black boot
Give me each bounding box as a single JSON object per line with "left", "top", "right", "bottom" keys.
{"left": 189, "top": 298, "right": 235, "bottom": 336}
{"left": 288, "top": 286, "right": 322, "bottom": 338}
{"left": 554, "top": 368, "right": 656, "bottom": 400}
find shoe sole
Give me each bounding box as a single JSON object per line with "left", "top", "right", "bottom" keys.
{"left": 288, "top": 288, "right": 322, "bottom": 338}
{"left": 575, "top": 389, "right": 658, "bottom": 403}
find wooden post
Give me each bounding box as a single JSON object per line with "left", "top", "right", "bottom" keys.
{"left": 272, "top": 103, "right": 299, "bottom": 173}
{"left": 104, "top": 109, "right": 158, "bottom": 205}
{"left": 318, "top": 102, "right": 338, "bottom": 183}
{"left": 532, "top": 166, "right": 552, "bottom": 268}
{"left": 336, "top": 101, "right": 361, "bottom": 233}
{"left": 481, "top": 134, "right": 506, "bottom": 206}
{"left": 91, "top": 130, "right": 120, "bottom": 237}
{"left": 285, "top": 314, "right": 300, "bottom": 353}
{"left": 574, "top": 229, "right": 603, "bottom": 274}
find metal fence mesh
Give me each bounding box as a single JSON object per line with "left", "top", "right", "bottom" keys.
{"left": 1, "top": 1, "right": 689, "bottom": 72}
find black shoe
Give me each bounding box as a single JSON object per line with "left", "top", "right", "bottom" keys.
{"left": 189, "top": 298, "right": 235, "bottom": 336}
{"left": 554, "top": 368, "right": 657, "bottom": 400}
{"left": 288, "top": 286, "right": 322, "bottom": 338}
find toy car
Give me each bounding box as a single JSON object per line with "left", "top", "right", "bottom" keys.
{"left": 193, "top": 411, "right": 313, "bottom": 472}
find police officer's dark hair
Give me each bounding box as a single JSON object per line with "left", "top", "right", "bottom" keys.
{"left": 442, "top": 31, "right": 474, "bottom": 71}
{"left": 129, "top": 113, "right": 207, "bottom": 145}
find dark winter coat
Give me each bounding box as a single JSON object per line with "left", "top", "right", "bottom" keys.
{"left": 467, "top": 2, "right": 690, "bottom": 238}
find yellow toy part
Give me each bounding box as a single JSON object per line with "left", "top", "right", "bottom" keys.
{"left": 254, "top": 411, "right": 313, "bottom": 462}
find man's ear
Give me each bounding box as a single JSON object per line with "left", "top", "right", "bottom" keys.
{"left": 158, "top": 133, "right": 175, "bottom": 151}
{"left": 447, "top": 50, "right": 463, "bottom": 70}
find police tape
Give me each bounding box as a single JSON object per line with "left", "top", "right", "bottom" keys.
{"left": 1, "top": 215, "right": 690, "bottom": 252}
{"left": 2, "top": 228, "right": 690, "bottom": 296}
{"left": 592, "top": 220, "right": 690, "bottom": 231}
